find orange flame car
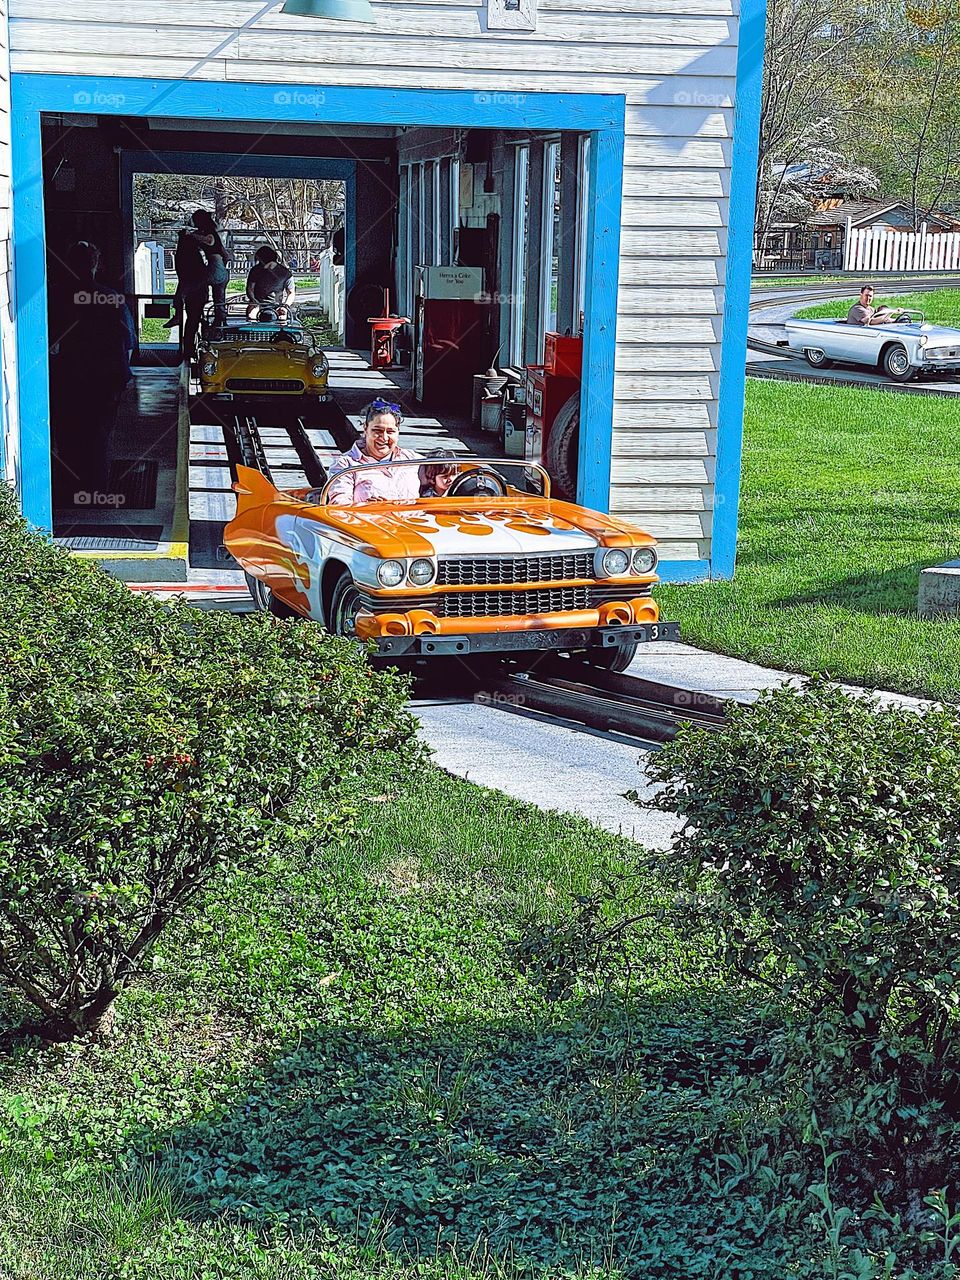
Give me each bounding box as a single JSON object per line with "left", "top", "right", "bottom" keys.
{"left": 224, "top": 459, "right": 679, "bottom": 669}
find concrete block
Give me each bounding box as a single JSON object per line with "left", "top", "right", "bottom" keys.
{"left": 919, "top": 560, "right": 960, "bottom": 617}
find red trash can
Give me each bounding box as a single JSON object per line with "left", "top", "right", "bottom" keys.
{"left": 367, "top": 290, "right": 409, "bottom": 369}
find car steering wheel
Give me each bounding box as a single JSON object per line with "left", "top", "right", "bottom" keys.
{"left": 446, "top": 467, "right": 508, "bottom": 499}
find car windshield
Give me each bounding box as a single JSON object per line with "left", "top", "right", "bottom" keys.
{"left": 315, "top": 457, "right": 550, "bottom": 507}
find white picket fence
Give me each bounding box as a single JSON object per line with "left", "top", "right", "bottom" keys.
{"left": 843, "top": 221, "right": 960, "bottom": 273}
{"left": 315, "top": 248, "right": 345, "bottom": 339}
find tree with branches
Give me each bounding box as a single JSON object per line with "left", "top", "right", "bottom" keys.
{"left": 756, "top": 0, "right": 887, "bottom": 259}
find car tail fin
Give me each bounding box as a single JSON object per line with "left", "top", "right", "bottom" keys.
{"left": 233, "top": 465, "right": 278, "bottom": 514}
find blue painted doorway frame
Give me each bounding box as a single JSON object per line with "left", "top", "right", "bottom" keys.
{"left": 10, "top": 74, "right": 625, "bottom": 534}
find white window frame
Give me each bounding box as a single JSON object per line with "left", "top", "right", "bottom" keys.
{"left": 431, "top": 160, "right": 442, "bottom": 265}
{"left": 538, "top": 138, "right": 561, "bottom": 354}
{"left": 450, "top": 155, "right": 461, "bottom": 262}
{"left": 419, "top": 163, "right": 427, "bottom": 270}
{"left": 509, "top": 143, "right": 529, "bottom": 367}
{"left": 400, "top": 164, "right": 413, "bottom": 315}
{"left": 573, "top": 135, "right": 591, "bottom": 334}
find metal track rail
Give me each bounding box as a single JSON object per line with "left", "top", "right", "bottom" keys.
{"left": 413, "top": 660, "right": 729, "bottom": 746}
{"left": 287, "top": 416, "right": 330, "bottom": 488}
{"left": 222, "top": 413, "right": 329, "bottom": 488}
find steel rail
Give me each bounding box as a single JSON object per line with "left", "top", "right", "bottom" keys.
{"left": 419, "top": 660, "right": 729, "bottom": 746}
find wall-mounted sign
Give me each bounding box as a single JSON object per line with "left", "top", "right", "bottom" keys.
{"left": 486, "top": 0, "right": 537, "bottom": 32}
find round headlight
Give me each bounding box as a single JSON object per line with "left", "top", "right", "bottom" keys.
{"left": 632, "top": 547, "right": 658, "bottom": 575}
{"left": 919, "top": 334, "right": 928, "bottom": 348}
{"left": 201, "top": 359, "right": 218, "bottom": 377}
{"left": 377, "top": 560, "right": 405, "bottom": 588}
{"left": 600, "top": 549, "right": 631, "bottom": 577}
{"left": 408, "top": 558, "right": 435, "bottom": 587}
{"left": 311, "top": 359, "right": 328, "bottom": 377}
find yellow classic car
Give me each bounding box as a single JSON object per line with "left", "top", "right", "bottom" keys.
{"left": 197, "top": 311, "right": 332, "bottom": 406}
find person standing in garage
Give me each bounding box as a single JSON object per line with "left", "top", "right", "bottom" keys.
{"left": 191, "top": 210, "right": 231, "bottom": 329}
{"left": 174, "top": 213, "right": 221, "bottom": 362}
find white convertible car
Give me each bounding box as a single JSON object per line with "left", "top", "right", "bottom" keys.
{"left": 784, "top": 309, "right": 960, "bottom": 382}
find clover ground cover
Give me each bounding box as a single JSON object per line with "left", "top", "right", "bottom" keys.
{"left": 1, "top": 765, "right": 832, "bottom": 1280}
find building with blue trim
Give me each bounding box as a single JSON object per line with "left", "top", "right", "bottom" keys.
{"left": 0, "top": 0, "right": 764, "bottom": 583}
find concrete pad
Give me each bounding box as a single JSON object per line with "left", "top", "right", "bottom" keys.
{"left": 413, "top": 701, "right": 678, "bottom": 848}
{"left": 626, "top": 642, "right": 932, "bottom": 713}
{"left": 625, "top": 642, "right": 802, "bottom": 704}
{"left": 919, "top": 560, "right": 960, "bottom": 617}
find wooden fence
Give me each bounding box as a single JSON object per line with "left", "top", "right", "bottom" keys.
{"left": 843, "top": 222, "right": 960, "bottom": 272}
{"left": 315, "top": 248, "right": 345, "bottom": 340}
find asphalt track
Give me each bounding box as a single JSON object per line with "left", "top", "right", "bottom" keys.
{"left": 747, "top": 276, "right": 960, "bottom": 396}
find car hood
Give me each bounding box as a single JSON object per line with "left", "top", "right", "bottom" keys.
{"left": 913, "top": 323, "right": 960, "bottom": 341}
{"left": 304, "top": 498, "right": 652, "bottom": 558}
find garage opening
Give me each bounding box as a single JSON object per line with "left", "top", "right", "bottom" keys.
{"left": 39, "top": 111, "right": 593, "bottom": 585}
{"left": 132, "top": 171, "right": 348, "bottom": 352}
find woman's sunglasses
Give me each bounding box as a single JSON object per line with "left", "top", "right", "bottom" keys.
{"left": 367, "top": 398, "right": 403, "bottom": 418}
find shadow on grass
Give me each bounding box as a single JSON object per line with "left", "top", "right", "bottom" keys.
{"left": 770, "top": 562, "right": 934, "bottom": 617}
{"left": 136, "top": 1007, "right": 797, "bottom": 1276}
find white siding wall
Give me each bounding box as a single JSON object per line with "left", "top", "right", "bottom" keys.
{"left": 9, "top": 0, "right": 738, "bottom": 564}
{"left": 0, "top": 0, "right": 17, "bottom": 493}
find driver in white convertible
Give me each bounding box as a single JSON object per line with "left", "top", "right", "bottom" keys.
{"left": 326, "top": 399, "right": 422, "bottom": 505}
{"left": 847, "top": 284, "right": 899, "bottom": 326}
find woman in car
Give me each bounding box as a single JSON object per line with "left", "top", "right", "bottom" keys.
{"left": 326, "top": 399, "right": 422, "bottom": 505}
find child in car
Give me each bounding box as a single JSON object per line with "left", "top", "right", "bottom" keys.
{"left": 419, "top": 456, "right": 459, "bottom": 498}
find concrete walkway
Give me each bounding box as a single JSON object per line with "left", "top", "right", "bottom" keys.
{"left": 414, "top": 641, "right": 933, "bottom": 849}
{"left": 625, "top": 641, "right": 932, "bottom": 712}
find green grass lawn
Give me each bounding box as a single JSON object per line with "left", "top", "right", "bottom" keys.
{"left": 0, "top": 763, "right": 842, "bottom": 1279}
{"left": 225, "top": 276, "right": 319, "bottom": 293}
{"left": 657, "top": 378, "right": 960, "bottom": 700}
{"left": 797, "top": 288, "right": 960, "bottom": 326}
{"left": 755, "top": 275, "right": 848, "bottom": 288}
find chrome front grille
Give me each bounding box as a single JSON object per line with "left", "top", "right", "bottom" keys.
{"left": 225, "top": 329, "right": 305, "bottom": 344}
{"left": 434, "top": 585, "right": 645, "bottom": 618}
{"left": 439, "top": 586, "right": 591, "bottom": 617}
{"left": 437, "top": 552, "right": 595, "bottom": 586}
{"left": 358, "top": 583, "right": 651, "bottom": 620}
{"left": 226, "top": 378, "right": 305, "bottom": 392}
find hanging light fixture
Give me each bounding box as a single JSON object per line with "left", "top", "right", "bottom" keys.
{"left": 281, "top": 0, "right": 375, "bottom": 20}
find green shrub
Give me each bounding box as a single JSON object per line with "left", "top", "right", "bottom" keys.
{"left": 0, "top": 490, "right": 418, "bottom": 1041}
{"left": 646, "top": 681, "right": 960, "bottom": 1201}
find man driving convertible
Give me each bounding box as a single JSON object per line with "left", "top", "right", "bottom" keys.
{"left": 847, "top": 284, "right": 904, "bottom": 326}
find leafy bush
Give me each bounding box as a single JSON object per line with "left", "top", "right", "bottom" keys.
{"left": 646, "top": 681, "right": 960, "bottom": 1203}
{"left": 0, "top": 489, "right": 418, "bottom": 1041}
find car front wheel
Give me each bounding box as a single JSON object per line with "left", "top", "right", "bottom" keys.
{"left": 580, "top": 640, "right": 640, "bottom": 673}
{"left": 804, "top": 348, "right": 834, "bottom": 370}
{"left": 329, "top": 572, "right": 364, "bottom": 639}
{"left": 883, "top": 343, "right": 915, "bottom": 382}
